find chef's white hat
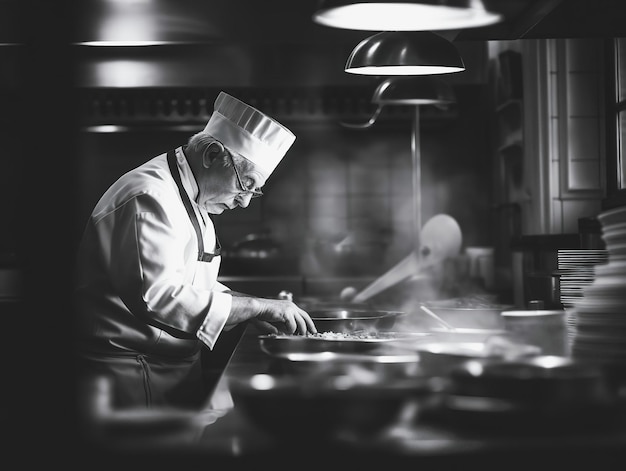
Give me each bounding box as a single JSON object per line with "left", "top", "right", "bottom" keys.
{"left": 203, "top": 92, "right": 296, "bottom": 177}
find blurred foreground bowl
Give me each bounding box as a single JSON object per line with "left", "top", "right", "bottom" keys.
{"left": 267, "top": 349, "right": 422, "bottom": 380}
{"left": 414, "top": 340, "right": 541, "bottom": 376}
{"left": 229, "top": 372, "right": 435, "bottom": 442}
{"left": 449, "top": 355, "right": 616, "bottom": 405}
{"left": 436, "top": 356, "right": 621, "bottom": 433}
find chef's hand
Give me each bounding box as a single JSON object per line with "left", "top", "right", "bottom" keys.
{"left": 228, "top": 296, "right": 317, "bottom": 335}
{"left": 254, "top": 298, "right": 317, "bottom": 335}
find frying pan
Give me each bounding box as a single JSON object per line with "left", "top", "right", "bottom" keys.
{"left": 295, "top": 296, "right": 374, "bottom": 312}
{"left": 308, "top": 308, "right": 404, "bottom": 333}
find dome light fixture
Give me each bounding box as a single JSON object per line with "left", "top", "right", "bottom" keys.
{"left": 345, "top": 31, "right": 465, "bottom": 75}
{"left": 312, "top": 0, "right": 503, "bottom": 31}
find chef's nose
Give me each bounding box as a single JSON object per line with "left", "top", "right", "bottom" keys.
{"left": 236, "top": 193, "right": 252, "bottom": 208}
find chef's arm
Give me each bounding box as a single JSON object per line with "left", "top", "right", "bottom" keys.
{"left": 105, "top": 194, "right": 315, "bottom": 343}
{"left": 225, "top": 294, "right": 316, "bottom": 336}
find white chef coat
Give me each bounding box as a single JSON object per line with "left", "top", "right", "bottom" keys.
{"left": 74, "top": 146, "right": 233, "bottom": 359}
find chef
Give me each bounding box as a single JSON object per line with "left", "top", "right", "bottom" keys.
{"left": 73, "top": 91, "right": 317, "bottom": 410}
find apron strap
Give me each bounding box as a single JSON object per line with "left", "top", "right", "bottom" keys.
{"left": 167, "top": 149, "right": 221, "bottom": 262}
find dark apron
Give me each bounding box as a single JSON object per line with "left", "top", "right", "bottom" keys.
{"left": 168, "top": 148, "right": 247, "bottom": 399}
{"left": 79, "top": 350, "right": 205, "bottom": 410}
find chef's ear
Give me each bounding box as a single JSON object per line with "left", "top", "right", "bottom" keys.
{"left": 203, "top": 141, "right": 225, "bottom": 168}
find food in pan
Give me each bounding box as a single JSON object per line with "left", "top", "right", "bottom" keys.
{"left": 307, "top": 331, "right": 401, "bottom": 340}
{"left": 266, "top": 330, "right": 429, "bottom": 341}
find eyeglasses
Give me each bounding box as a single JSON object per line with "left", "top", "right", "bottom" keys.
{"left": 228, "top": 152, "right": 264, "bottom": 198}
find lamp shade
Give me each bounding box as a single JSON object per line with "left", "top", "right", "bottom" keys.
{"left": 313, "top": 0, "right": 503, "bottom": 31}
{"left": 372, "top": 76, "right": 456, "bottom": 106}
{"left": 345, "top": 31, "right": 465, "bottom": 75}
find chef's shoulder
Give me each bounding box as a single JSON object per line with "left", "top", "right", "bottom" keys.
{"left": 91, "top": 156, "right": 180, "bottom": 222}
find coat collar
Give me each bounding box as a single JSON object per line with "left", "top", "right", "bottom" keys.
{"left": 174, "top": 146, "right": 200, "bottom": 204}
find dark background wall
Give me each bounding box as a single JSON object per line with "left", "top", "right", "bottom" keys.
{"left": 73, "top": 84, "right": 493, "bottom": 279}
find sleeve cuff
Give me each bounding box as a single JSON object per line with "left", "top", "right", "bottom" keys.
{"left": 196, "top": 291, "right": 232, "bottom": 349}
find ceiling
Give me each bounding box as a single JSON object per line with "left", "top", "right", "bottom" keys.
{"left": 458, "top": 0, "right": 626, "bottom": 40}
{"left": 2, "top": 0, "right": 626, "bottom": 89}
{"left": 70, "top": 0, "right": 626, "bottom": 43}
{"left": 2, "top": 0, "right": 626, "bottom": 45}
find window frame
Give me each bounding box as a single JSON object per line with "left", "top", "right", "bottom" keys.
{"left": 604, "top": 37, "right": 626, "bottom": 209}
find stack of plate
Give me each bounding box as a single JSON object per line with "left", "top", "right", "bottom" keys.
{"left": 557, "top": 249, "right": 608, "bottom": 307}
{"left": 557, "top": 248, "right": 608, "bottom": 346}
{"left": 571, "top": 206, "right": 626, "bottom": 375}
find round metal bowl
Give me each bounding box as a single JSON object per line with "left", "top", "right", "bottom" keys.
{"left": 266, "top": 348, "right": 423, "bottom": 380}
{"left": 229, "top": 372, "right": 432, "bottom": 442}
{"left": 308, "top": 308, "right": 404, "bottom": 333}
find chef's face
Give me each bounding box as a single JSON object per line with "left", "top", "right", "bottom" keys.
{"left": 197, "top": 143, "right": 267, "bottom": 214}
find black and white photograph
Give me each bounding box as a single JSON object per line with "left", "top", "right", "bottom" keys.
{"left": 3, "top": 1, "right": 626, "bottom": 469}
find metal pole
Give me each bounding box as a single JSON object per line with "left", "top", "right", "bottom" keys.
{"left": 411, "top": 106, "right": 421, "bottom": 254}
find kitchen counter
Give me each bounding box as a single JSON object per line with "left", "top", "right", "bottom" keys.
{"left": 78, "top": 324, "right": 626, "bottom": 471}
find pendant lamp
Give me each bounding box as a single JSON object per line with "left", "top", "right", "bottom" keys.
{"left": 313, "top": 0, "right": 502, "bottom": 31}
{"left": 345, "top": 31, "right": 465, "bottom": 75}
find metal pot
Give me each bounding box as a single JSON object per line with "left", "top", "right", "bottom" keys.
{"left": 226, "top": 232, "right": 282, "bottom": 259}
{"left": 220, "top": 232, "right": 298, "bottom": 275}
{"left": 312, "top": 229, "right": 389, "bottom": 276}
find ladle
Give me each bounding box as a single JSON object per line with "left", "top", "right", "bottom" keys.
{"left": 351, "top": 214, "right": 463, "bottom": 304}
{"left": 419, "top": 304, "right": 457, "bottom": 331}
